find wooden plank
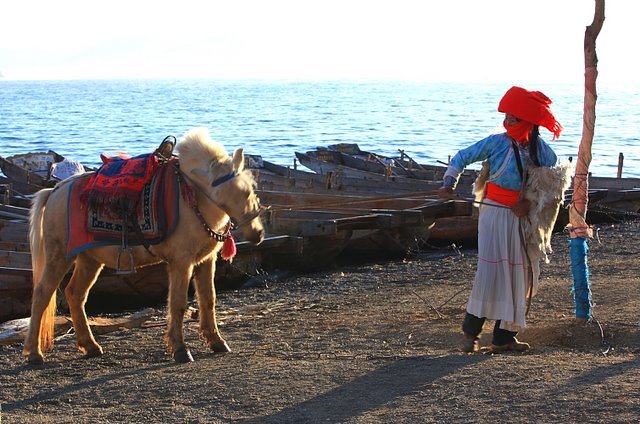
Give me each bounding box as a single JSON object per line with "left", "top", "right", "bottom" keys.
{"left": 265, "top": 216, "right": 339, "bottom": 237}
{"left": 270, "top": 209, "right": 366, "bottom": 220}
{"left": 0, "top": 241, "right": 30, "bottom": 252}
{"left": 588, "top": 175, "right": 640, "bottom": 190}
{"left": 0, "top": 267, "right": 32, "bottom": 291}
{"left": 414, "top": 200, "right": 474, "bottom": 220}
{"left": 0, "top": 267, "right": 32, "bottom": 322}
{"left": 253, "top": 168, "right": 439, "bottom": 196}
{"left": 334, "top": 214, "right": 393, "bottom": 230}
{"left": 0, "top": 219, "right": 29, "bottom": 243}
{"left": 0, "top": 204, "right": 30, "bottom": 217}
{"left": 0, "top": 250, "right": 31, "bottom": 268}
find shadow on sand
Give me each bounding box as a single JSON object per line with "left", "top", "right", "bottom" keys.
{"left": 243, "top": 353, "right": 489, "bottom": 423}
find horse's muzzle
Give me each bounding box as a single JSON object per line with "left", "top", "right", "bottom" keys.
{"left": 245, "top": 227, "right": 265, "bottom": 245}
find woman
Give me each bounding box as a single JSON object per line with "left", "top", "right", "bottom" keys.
{"left": 439, "top": 86, "right": 570, "bottom": 353}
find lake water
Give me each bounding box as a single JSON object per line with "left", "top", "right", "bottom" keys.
{"left": 1, "top": 79, "right": 639, "bottom": 177}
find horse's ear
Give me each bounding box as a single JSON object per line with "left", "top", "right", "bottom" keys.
{"left": 232, "top": 148, "right": 245, "bottom": 172}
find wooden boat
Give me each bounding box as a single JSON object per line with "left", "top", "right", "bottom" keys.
{"left": 0, "top": 203, "right": 304, "bottom": 322}
{"left": 295, "top": 144, "right": 478, "bottom": 195}
{"left": 297, "top": 144, "right": 640, "bottom": 210}
{"left": 249, "top": 155, "right": 479, "bottom": 248}
{"left": 295, "top": 144, "right": 640, "bottom": 233}
{"left": 430, "top": 187, "right": 640, "bottom": 248}
{"left": 556, "top": 188, "right": 640, "bottom": 226}
{"left": 257, "top": 189, "right": 472, "bottom": 260}
{"left": 299, "top": 144, "right": 437, "bottom": 179}
{"left": 0, "top": 150, "right": 93, "bottom": 195}
{"left": 0, "top": 208, "right": 29, "bottom": 243}
{"left": 250, "top": 155, "right": 442, "bottom": 196}
{"left": 0, "top": 267, "right": 34, "bottom": 323}
{"left": 252, "top": 153, "right": 638, "bottom": 248}
{"left": 0, "top": 234, "right": 304, "bottom": 322}
{"left": 2, "top": 148, "right": 637, "bottom": 321}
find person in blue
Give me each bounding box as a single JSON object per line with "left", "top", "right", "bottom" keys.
{"left": 439, "top": 86, "right": 565, "bottom": 353}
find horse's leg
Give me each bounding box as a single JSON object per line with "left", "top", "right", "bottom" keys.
{"left": 165, "top": 263, "right": 195, "bottom": 363}
{"left": 65, "top": 254, "right": 104, "bottom": 358}
{"left": 23, "top": 259, "right": 72, "bottom": 365}
{"left": 193, "top": 258, "right": 230, "bottom": 353}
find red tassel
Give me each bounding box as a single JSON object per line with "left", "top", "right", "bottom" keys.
{"left": 221, "top": 233, "right": 236, "bottom": 261}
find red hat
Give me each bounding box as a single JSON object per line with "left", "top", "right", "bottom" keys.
{"left": 498, "top": 86, "right": 563, "bottom": 140}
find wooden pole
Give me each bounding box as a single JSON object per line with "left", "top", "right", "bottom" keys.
{"left": 568, "top": 0, "right": 605, "bottom": 237}
{"left": 617, "top": 152, "right": 624, "bottom": 178}
{"left": 568, "top": 0, "right": 605, "bottom": 322}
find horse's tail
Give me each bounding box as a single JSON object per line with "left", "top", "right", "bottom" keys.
{"left": 29, "top": 188, "right": 55, "bottom": 352}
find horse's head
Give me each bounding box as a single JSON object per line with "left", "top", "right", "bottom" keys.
{"left": 176, "top": 128, "right": 265, "bottom": 245}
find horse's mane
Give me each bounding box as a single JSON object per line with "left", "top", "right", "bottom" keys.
{"left": 176, "top": 127, "right": 229, "bottom": 169}
{"left": 176, "top": 127, "right": 255, "bottom": 188}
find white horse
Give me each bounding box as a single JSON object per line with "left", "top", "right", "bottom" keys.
{"left": 23, "top": 127, "right": 265, "bottom": 364}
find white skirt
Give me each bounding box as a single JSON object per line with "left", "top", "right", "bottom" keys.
{"left": 466, "top": 199, "right": 534, "bottom": 332}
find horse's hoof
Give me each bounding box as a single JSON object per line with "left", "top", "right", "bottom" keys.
{"left": 174, "top": 347, "right": 194, "bottom": 363}
{"left": 212, "top": 340, "right": 231, "bottom": 353}
{"left": 84, "top": 346, "right": 104, "bottom": 359}
{"left": 27, "top": 353, "right": 44, "bottom": 366}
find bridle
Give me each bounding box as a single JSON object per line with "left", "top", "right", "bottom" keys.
{"left": 174, "top": 163, "right": 265, "bottom": 237}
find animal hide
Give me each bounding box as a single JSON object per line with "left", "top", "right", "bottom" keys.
{"left": 473, "top": 160, "right": 490, "bottom": 204}
{"left": 521, "top": 163, "right": 573, "bottom": 263}
{"left": 472, "top": 161, "right": 573, "bottom": 262}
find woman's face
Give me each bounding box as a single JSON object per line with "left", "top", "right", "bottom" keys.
{"left": 503, "top": 113, "right": 521, "bottom": 127}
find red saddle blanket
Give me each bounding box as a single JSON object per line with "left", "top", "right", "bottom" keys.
{"left": 67, "top": 159, "right": 180, "bottom": 258}
{"left": 80, "top": 153, "right": 159, "bottom": 211}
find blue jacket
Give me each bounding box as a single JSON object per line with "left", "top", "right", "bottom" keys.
{"left": 444, "top": 133, "right": 558, "bottom": 191}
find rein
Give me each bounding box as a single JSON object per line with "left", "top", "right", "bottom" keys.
{"left": 192, "top": 205, "right": 234, "bottom": 241}
{"left": 234, "top": 205, "right": 266, "bottom": 228}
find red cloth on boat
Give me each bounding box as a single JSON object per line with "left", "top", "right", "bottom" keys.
{"left": 67, "top": 160, "right": 180, "bottom": 258}
{"left": 498, "top": 86, "right": 563, "bottom": 140}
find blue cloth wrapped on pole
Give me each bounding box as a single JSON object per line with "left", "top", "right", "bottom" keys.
{"left": 570, "top": 237, "right": 592, "bottom": 319}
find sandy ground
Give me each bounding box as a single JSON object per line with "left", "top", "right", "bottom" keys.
{"left": 0, "top": 221, "right": 639, "bottom": 423}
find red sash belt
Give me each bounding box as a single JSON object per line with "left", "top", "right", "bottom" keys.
{"left": 485, "top": 182, "right": 520, "bottom": 207}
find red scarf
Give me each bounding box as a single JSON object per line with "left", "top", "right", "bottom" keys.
{"left": 504, "top": 120, "right": 534, "bottom": 145}
{"left": 498, "top": 86, "right": 563, "bottom": 140}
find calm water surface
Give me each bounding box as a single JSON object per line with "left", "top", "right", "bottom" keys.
{"left": 1, "top": 79, "right": 638, "bottom": 177}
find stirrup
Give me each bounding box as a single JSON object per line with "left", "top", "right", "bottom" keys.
{"left": 114, "top": 248, "right": 136, "bottom": 275}
{"left": 114, "top": 206, "right": 136, "bottom": 275}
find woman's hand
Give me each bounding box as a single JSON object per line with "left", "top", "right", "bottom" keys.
{"left": 438, "top": 186, "right": 454, "bottom": 199}
{"left": 512, "top": 198, "right": 531, "bottom": 217}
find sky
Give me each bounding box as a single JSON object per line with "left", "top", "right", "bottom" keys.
{"left": 0, "top": 0, "right": 637, "bottom": 84}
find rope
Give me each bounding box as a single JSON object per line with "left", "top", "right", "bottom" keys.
{"left": 452, "top": 191, "right": 640, "bottom": 218}
{"left": 585, "top": 202, "right": 640, "bottom": 220}
{"left": 264, "top": 190, "right": 439, "bottom": 212}
{"left": 450, "top": 194, "right": 512, "bottom": 209}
